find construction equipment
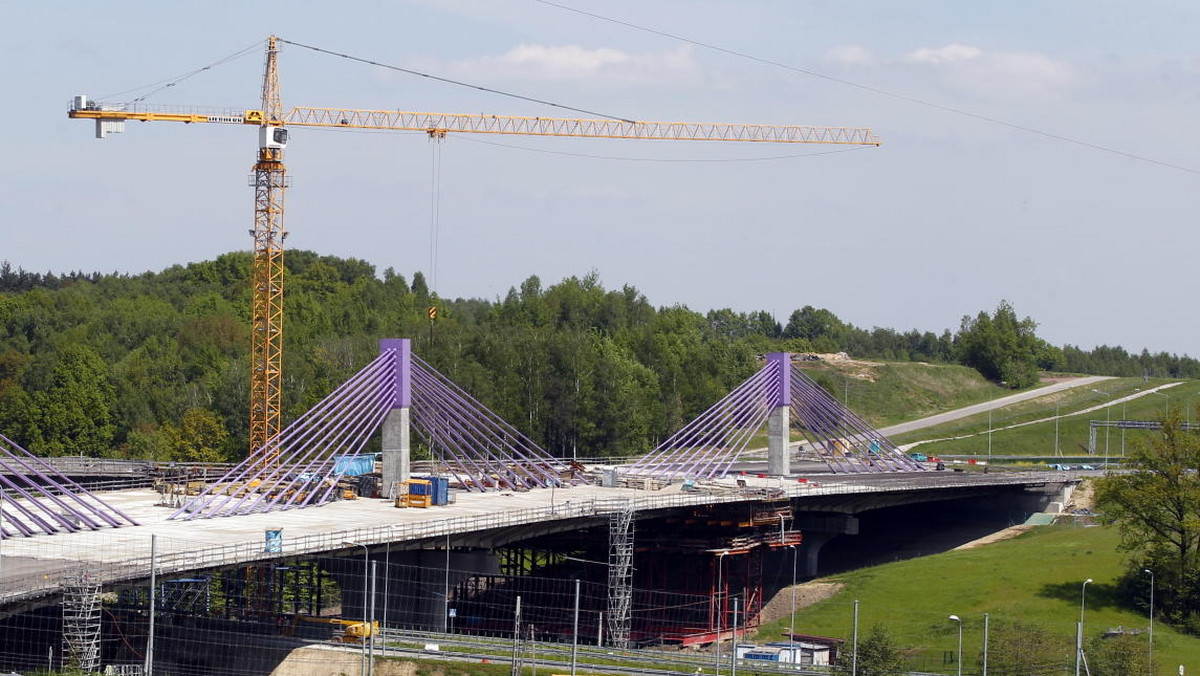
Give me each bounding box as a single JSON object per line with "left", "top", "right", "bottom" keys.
{"left": 287, "top": 614, "right": 378, "bottom": 643}
{"left": 69, "top": 36, "right": 879, "bottom": 456}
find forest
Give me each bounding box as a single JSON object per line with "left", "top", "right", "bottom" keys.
{"left": 0, "top": 254, "right": 1196, "bottom": 462}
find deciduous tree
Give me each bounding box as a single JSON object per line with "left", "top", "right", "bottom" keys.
{"left": 1096, "top": 411, "right": 1200, "bottom": 627}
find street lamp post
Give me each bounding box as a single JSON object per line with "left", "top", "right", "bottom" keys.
{"left": 368, "top": 560, "right": 377, "bottom": 676}
{"left": 778, "top": 516, "right": 798, "bottom": 644}
{"left": 0, "top": 491, "right": 6, "bottom": 586}
{"left": 1077, "top": 578, "right": 1093, "bottom": 676}
{"left": 988, "top": 407, "right": 992, "bottom": 459}
{"left": 1152, "top": 391, "right": 1170, "bottom": 419}
{"left": 1055, "top": 401, "right": 1061, "bottom": 457}
{"left": 443, "top": 533, "right": 450, "bottom": 633}
{"left": 1144, "top": 569, "right": 1154, "bottom": 675}
{"left": 949, "top": 615, "right": 962, "bottom": 676}
{"left": 715, "top": 551, "right": 727, "bottom": 673}
{"left": 788, "top": 543, "right": 798, "bottom": 643}
{"left": 982, "top": 612, "right": 989, "bottom": 676}
{"left": 851, "top": 599, "right": 859, "bottom": 676}
{"left": 571, "top": 577, "right": 580, "bottom": 676}
{"left": 343, "top": 541, "right": 370, "bottom": 676}
{"left": 1122, "top": 401, "right": 1127, "bottom": 458}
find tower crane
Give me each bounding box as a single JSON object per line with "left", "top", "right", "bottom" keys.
{"left": 69, "top": 36, "right": 880, "bottom": 456}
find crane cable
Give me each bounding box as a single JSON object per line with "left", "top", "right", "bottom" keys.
{"left": 533, "top": 0, "right": 1200, "bottom": 176}
{"left": 278, "top": 38, "right": 636, "bottom": 124}
{"left": 430, "top": 136, "right": 443, "bottom": 298}
{"left": 100, "top": 39, "right": 264, "bottom": 105}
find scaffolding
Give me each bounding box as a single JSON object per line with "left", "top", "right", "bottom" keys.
{"left": 606, "top": 502, "right": 635, "bottom": 649}
{"left": 62, "top": 569, "right": 103, "bottom": 673}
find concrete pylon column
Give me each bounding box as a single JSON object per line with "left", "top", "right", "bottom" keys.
{"left": 380, "top": 339, "right": 411, "bottom": 498}
{"left": 767, "top": 352, "right": 791, "bottom": 476}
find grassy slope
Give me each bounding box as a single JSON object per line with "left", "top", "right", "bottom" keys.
{"left": 755, "top": 524, "right": 1199, "bottom": 674}
{"left": 798, "top": 361, "right": 1008, "bottom": 428}
{"left": 892, "top": 377, "right": 1200, "bottom": 458}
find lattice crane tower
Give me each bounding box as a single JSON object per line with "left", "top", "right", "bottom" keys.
{"left": 69, "top": 35, "right": 880, "bottom": 455}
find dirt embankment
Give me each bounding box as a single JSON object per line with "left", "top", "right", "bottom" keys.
{"left": 747, "top": 581, "right": 843, "bottom": 639}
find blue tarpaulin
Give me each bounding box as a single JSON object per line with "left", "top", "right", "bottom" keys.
{"left": 334, "top": 454, "right": 377, "bottom": 476}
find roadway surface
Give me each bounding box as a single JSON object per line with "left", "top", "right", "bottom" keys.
{"left": 0, "top": 468, "right": 1077, "bottom": 607}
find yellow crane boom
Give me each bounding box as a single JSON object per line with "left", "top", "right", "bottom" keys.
{"left": 69, "top": 104, "right": 880, "bottom": 145}
{"left": 69, "top": 36, "right": 879, "bottom": 457}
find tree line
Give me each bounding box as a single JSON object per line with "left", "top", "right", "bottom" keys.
{"left": 0, "top": 253, "right": 1195, "bottom": 461}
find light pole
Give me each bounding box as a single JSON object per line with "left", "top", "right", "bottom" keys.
{"left": 1152, "top": 390, "right": 1169, "bottom": 419}
{"left": 779, "top": 516, "right": 798, "bottom": 643}
{"left": 343, "top": 541, "right": 370, "bottom": 676}
{"left": 368, "top": 560, "right": 377, "bottom": 676}
{"left": 788, "top": 543, "right": 798, "bottom": 644}
{"left": 145, "top": 534, "right": 157, "bottom": 676}
{"left": 1144, "top": 568, "right": 1154, "bottom": 675}
{"left": 851, "top": 599, "right": 859, "bottom": 676}
{"left": 571, "top": 578, "right": 580, "bottom": 676}
{"left": 949, "top": 615, "right": 962, "bottom": 676}
{"left": 715, "top": 551, "right": 727, "bottom": 673}
{"left": 443, "top": 533, "right": 450, "bottom": 633}
{"left": 1077, "top": 578, "right": 1093, "bottom": 676}
{"left": 1055, "top": 400, "right": 1061, "bottom": 457}
{"left": 0, "top": 491, "right": 6, "bottom": 586}
{"left": 1121, "top": 401, "right": 1127, "bottom": 458}
{"left": 1092, "top": 389, "right": 1114, "bottom": 457}
{"left": 982, "top": 612, "right": 989, "bottom": 676}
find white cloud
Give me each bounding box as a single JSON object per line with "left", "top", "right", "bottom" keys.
{"left": 902, "top": 43, "right": 1081, "bottom": 100}
{"left": 432, "top": 43, "right": 701, "bottom": 86}
{"left": 906, "top": 43, "right": 983, "bottom": 65}
{"left": 825, "top": 45, "right": 877, "bottom": 67}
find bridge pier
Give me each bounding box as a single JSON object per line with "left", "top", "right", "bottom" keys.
{"left": 767, "top": 353, "right": 791, "bottom": 476}
{"left": 380, "top": 339, "right": 411, "bottom": 499}
{"left": 329, "top": 546, "right": 500, "bottom": 631}
{"left": 794, "top": 514, "right": 859, "bottom": 578}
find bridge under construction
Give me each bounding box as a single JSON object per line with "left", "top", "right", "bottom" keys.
{"left": 0, "top": 346, "right": 1081, "bottom": 675}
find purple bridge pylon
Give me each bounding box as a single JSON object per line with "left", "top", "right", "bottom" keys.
{"left": 624, "top": 352, "right": 923, "bottom": 482}
{"left": 172, "top": 338, "right": 581, "bottom": 521}
{"left": 0, "top": 434, "right": 139, "bottom": 540}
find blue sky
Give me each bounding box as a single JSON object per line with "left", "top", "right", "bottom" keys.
{"left": 3, "top": 1, "right": 1199, "bottom": 356}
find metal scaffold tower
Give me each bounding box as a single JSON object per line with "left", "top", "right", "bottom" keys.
{"left": 606, "top": 502, "right": 635, "bottom": 649}
{"left": 62, "top": 569, "right": 103, "bottom": 673}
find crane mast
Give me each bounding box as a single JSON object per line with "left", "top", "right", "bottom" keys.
{"left": 68, "top": 35, "right": 879, "bottom": 460}
{"left": 249, "top": 36, "right": 289, "bottom": 456}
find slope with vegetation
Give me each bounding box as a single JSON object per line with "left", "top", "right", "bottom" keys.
{"left": 758, "top": 523, "right": 1199, "bottom": 674}
{"left": 0, "top": 253, "right": 1196, "bottom": 461}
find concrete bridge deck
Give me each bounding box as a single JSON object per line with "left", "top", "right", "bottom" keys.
{"left": 0, "top": 469, "right": 1080, "bottom": 608}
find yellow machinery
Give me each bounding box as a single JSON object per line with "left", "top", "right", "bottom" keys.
{"left": 288, "top": 614, "right": 378, "bottom": 643}
{"left": 69, "top": 36, "right": 879, "bottom": 456}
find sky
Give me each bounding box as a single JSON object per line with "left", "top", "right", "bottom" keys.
{"left": 3, "top": 1, "right": 1199, "bottom": 356}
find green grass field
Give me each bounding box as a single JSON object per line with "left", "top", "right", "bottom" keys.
{"left": 754, "top": 524, "right": 1199, "bottom": 674}
{"left": 798, "top": 361, "right": 1013, "bottom": 428}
